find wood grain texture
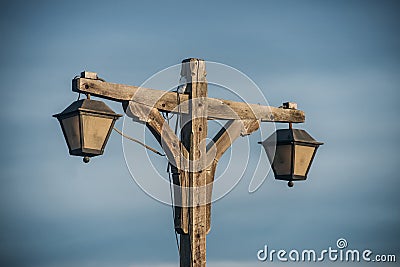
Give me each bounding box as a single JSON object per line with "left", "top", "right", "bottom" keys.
{"left": 124, "top": 103, "right": 188, "bottom": 171}
{"left": 126, "top": 103, "right": 192, "bottom": 236}
{"left": 176, "top": 112, "right": 191, "bottom": 235}
{"left": 204, "top": 119, "right": 259, "bottom": 233}
{"left": 179, "top": 58, "right": 208, "bottom": 267}
{"left": 205, "top": 161, "right": 217, "bottom": 235}
{"left": 73, "top": 77, "right": 305, "bottom": 123}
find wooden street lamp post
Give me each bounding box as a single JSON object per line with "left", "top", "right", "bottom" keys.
{"left": 55, "top": 58, "right": 321, "bottom": 267}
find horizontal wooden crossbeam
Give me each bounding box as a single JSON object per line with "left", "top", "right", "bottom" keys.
{"left": 73, "top": 77, "right": 305, "bottom": 123}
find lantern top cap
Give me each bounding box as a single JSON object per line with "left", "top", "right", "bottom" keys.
{"left": 263, "top": 128, "right": 323, "bottom": 146}
{"left": 53, "top": 99, "right": 122, "bottom": 119}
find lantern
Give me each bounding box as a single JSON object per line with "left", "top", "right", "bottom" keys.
{"left": 53, "top": 98, "right": 122, "bottom": 163}
{"left": 261, "top": 127, "right": 323, "bottom": 187}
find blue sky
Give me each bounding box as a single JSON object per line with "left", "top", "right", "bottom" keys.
{"left": 0, "top": 0, "right": 399, "bottom": 266}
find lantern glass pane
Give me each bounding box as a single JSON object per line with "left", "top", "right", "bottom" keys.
{"left": 263, "top": 143, "right": 275, "bottom": 165}
{"left": 294, "top": 145, "right": 315, "bottom": 176}
{"left": 61, "top": 115, "right": 81, "bottom": 150}
{"left": 273, "top": 144, "right": 292, "bottom": 175}
{"left": 82, "top": 115, "right": 113, "bottom": 150}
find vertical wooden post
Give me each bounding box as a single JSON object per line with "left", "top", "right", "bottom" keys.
{"left": 179, "top": 58, "right": 208, "bottom": 267}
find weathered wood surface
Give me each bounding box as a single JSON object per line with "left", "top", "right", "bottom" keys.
{"left": 206, "top": 120, "right": 260, "bottom": 162}
{"left": 125, "top": 102, "right": 192, "bottom": 235}
{"left": 205, "top": 162, "right": 216, "bottom": 235}
{"left": 73, "top": 77, "right": 305, "bottom": 123}
{"left": 175, "top": 96, "right": 192, "bottom": 235}
{"left": 124, "top": 103, "right": 188, "bottom": 171}
{"left": 179, "top": 58, "right": 208, "bottom": 267}
{"left": 204, "top": 119, "right": 259, "bottom": 233}
{"left": 189, "top": 59, "right": 208, "bottom": 267}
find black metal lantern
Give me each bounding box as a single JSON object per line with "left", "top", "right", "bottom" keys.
{"left": 261, "top": 127, "right": 323, "bottom": 187}
{"left": 53, "top": 98, "right": 122, "bottom": 163}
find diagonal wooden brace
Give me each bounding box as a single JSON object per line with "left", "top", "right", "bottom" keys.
{"left": 204, "top": 119, "right": 260, "bottom": 233}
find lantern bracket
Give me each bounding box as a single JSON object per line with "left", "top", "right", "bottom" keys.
{"left": 281, "top": 102, "right": 298, "bottom": 110}
{"left": 81, "top": 71, "right": 98, "bottom": 80}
